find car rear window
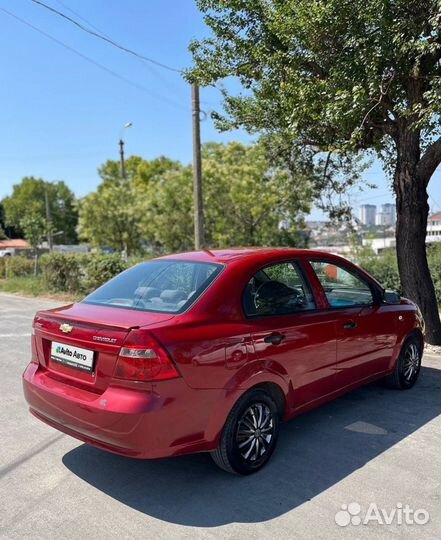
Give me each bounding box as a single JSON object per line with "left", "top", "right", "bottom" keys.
{"left": 83, "top": 260, "right": 223, "bottom": 313}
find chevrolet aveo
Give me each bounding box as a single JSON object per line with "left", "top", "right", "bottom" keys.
{"left": 23, "top": 248, "right": 424, "bottom": 474}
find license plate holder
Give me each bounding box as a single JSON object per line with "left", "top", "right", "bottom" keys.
{"left": 50, "top": 341, "right": 94, "bottom": 372}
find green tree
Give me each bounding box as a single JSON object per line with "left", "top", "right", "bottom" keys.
{"left": 134, "top": 156, "right": 183, "bottom": 189}
{"left": 20, "top": 214, "right": 46, "bottom": 274}
{"left": 79, "top": 157, "right": 189, "bottom": 254}
{"left": 78, "top": 159, "right": 145, "bottom": 254}
{"left": 98, "top": 155, "right": 144, "bottom": 186}
{"left": 202, "top": 141, "right": 311, "bottom": 246}
{"left": 189, "top": 0, "right": 441, "bottom": 343}
{"left": 2, "top": 177, "right": 78, "bottom": 244}
{"left": 0, "top": 203, "right": 11, "bottom": 239}
{"left": 136, "top": 142, "right": 314, "bottom": 251}
{"left": 139, "top": 165, "right": 194, "bottom": 252}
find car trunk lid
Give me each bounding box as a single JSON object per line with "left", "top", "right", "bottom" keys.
{"left": 33, "top": 302, "right": 174, "bottom": 393}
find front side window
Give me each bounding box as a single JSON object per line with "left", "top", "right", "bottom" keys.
{"left": 84, "top": 260, "right": 223, "bottom": 313}
{"left": 243, "top": 261, "right": 316, "bottom": 317}
{"left": 310, "top": 260, "right": 373, "bottom": 308}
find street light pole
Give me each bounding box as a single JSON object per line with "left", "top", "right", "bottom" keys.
{"left": 119, "top": 122, "right": 133, "bottom": 180}
{"left": 192, "top": 82, "right": 205, "bottom": 249}
{"left": 119, "top": 138, "right": 126, "bottom": 179}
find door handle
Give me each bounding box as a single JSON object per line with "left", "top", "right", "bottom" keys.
{"left": 343, "top": 320, "right": 357, "bottom": 330}
{"left": 264, "top": 333, "right": 286, "bottom": 345}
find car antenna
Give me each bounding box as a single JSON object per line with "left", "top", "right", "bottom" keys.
{"left": 203, "top": 249, "right": 216, "bottom": 257}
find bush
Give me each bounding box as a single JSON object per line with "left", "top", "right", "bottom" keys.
{"left": 428, "top": 243, "right": 441, "bottom": 305}
{"left": 82, "top": 254, "right": 128, "bottom": 294}
{"left": 40, "top": 253, "right": 86, "bottom": 293}
{"left": 0, "top": 255, "right": 34, "bottom": 278}
{"left": 39, "top": 252, "right": 128, "bottom": 295}
{"left": 356, "top": 244, "right": 440, "bottom": 306}
{"left": 361, "top": 250, "right": 401, "bottom": 292}
{"left": 0, "top": 257, "right": 7, "bottom": 278}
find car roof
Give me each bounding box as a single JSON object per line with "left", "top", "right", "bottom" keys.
{"left": 156, "top": 247, "right": 347, "bottom": 265}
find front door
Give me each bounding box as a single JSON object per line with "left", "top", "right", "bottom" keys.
{"left": 308, "top": 259, "right": 397, "bottom": 390}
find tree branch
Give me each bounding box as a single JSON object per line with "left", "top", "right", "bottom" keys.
{"left": 417, "top": 136, "right": 441, "bottom": 184}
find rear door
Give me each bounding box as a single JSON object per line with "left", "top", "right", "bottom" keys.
{"left": 244, "top": 260, "right": 338, "bottom": 410}
{"left": 307, "top": 258, "right": 397, "bottom": 389}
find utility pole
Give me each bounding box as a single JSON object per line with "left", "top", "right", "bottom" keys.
{"left": 119, "top": 138, "right": 126, "bottom": 180}
{"left": 192, "top": 82, "right": 205, "bottom": 249}
{"left": 44, "top": 183, "right": 53, "bottom": 251}
{"left": 118, "top": 122, "right": 133, "bottom": 181}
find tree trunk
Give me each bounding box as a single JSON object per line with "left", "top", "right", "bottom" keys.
{"left": 394, "top": 131, "right": 441, "bottom": 345}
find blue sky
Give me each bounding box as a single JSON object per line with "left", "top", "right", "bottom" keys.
{"left": 0, "top": 0, "right": 439, "bottom": 219}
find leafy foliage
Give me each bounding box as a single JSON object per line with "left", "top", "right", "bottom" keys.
{"left": 428, "top": 243, "right": 441, "bottom": 304}
{"left": 202, "top": 141, "right": 311, "bottom": 245}
{"left": 79, "top": 142, "right": 316, "bottom": 252}
{"left": 78, "top": 159, "right": 144, "bottom": 254}
{"left": 187, "top": 0, "right": 441, "bottom": 212}
{"left": 189, "top": 0, "right": 441, "bottom": 152}
{"left": 20, "top": 214, "right": 46, "bottom": 250}
{"left": 354, "top": 244, "right": 441, "bottom": 305}
{"left": 0, "top": 256, "right": 34, "bottom": 279}
{"left": 40, "top": 252, "right": 86, "bottom": 293}
{"left": 138, "top": 165, "right": 194, "bottom": 252}
{"left": 2, "top": 177, "right": 78, "bottom": 243}
{"left": 355, "top": 246, "right": 401, "bottom": 292}
{"left": 39, "top": 252, "right": 129, "bottom": 295}
{"left": 81, "top": 254, "right": 128, "bottom": 292}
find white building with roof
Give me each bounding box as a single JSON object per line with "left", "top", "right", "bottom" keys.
{"left": 427, "top": 211, "right": 441, "bottom": 242}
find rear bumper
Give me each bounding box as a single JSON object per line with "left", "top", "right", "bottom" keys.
{"left": 23, "top": 363, "right": 222, "bottom": 458}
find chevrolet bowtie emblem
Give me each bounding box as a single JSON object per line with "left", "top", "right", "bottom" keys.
{"left": 59, "top": 323, "right": 73, "bottom": 334}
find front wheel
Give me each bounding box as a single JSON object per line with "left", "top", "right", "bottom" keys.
{"left": 384, "top": 336, "right": 422, "bottom": 389}
{"left": 211, "top": 389, "right": 280, "bottom": 475}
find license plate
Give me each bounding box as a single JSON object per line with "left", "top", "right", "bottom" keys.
{"left": 50, "top": 341, "right": 94, "bottom": 372}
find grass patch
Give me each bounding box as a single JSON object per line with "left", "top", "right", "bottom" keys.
{"left": 0, "top": 276, "right": 79, "bottom": 302}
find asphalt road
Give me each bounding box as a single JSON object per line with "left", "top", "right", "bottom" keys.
{"left": 0, "top": 293, "right": 440, "bottom": 540}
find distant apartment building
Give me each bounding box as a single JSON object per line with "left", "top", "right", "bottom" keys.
{"left": 427, "top": 211, "right": 441, "bottom": 242}
{"left": 359, "top": 204, "right": 376, "bottom": 225}
{"left": 375, "top": 203, "right": 396, "bottom": 226}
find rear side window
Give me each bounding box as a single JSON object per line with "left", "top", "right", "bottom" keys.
{"left": 83, "top": 260, "right": 223, "bottom": 313}
{"left": 310, "top": 260, "right": 373, "bottom": 308}
{"left": 243, "top": 261, "right": 316, "bottom": 317}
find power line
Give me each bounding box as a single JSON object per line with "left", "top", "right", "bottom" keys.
{"left": 51, "top": 0, "right": 190, "bottom": 99}
{"left": 31, "top": 0, "right": 183, "bottom": 74}
{"left": 53, "top": 0, "right": 107, "bottom": 36}
{"left": 0, "top": 6, "right": 189, "bottom": 112}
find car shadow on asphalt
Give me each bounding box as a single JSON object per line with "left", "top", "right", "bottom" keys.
{"left": 62, "top": 365, "right": 441, "bottom": 527}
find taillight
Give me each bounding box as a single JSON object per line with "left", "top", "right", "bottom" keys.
{"left": 114, "top": 330, "right": 179, "bottom": 382}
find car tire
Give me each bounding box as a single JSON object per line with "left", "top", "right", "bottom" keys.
{"left": 384, "top": 336, "right": 422, "bottom": 390}
{"left": 211, "top": 388, "right": 280, "bottom": 475}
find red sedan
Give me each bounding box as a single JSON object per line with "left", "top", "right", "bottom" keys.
{"left": 23, "top": 248, "right": 424, "bottom": 474}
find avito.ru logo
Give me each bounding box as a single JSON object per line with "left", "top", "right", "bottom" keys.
{"left": 335, "top": 502, "right": 429, "bottom": 527}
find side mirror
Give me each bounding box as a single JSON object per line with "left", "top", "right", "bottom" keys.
{"left": 383, "top": 289, "right": 401, "bottom": 305}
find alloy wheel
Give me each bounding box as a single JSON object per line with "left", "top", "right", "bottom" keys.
{"left": 401, "top": 342, "right": 420, "bottom": 383}
{"left": 235, "top": 402, "right": 275, "bottom": 463}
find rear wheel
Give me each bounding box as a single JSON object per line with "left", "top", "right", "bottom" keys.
{"left": 211, "top": 389, "right": 279, "bottom": 475}
{"left": 384, "top": 336, "right": 422, "bottom": 389}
